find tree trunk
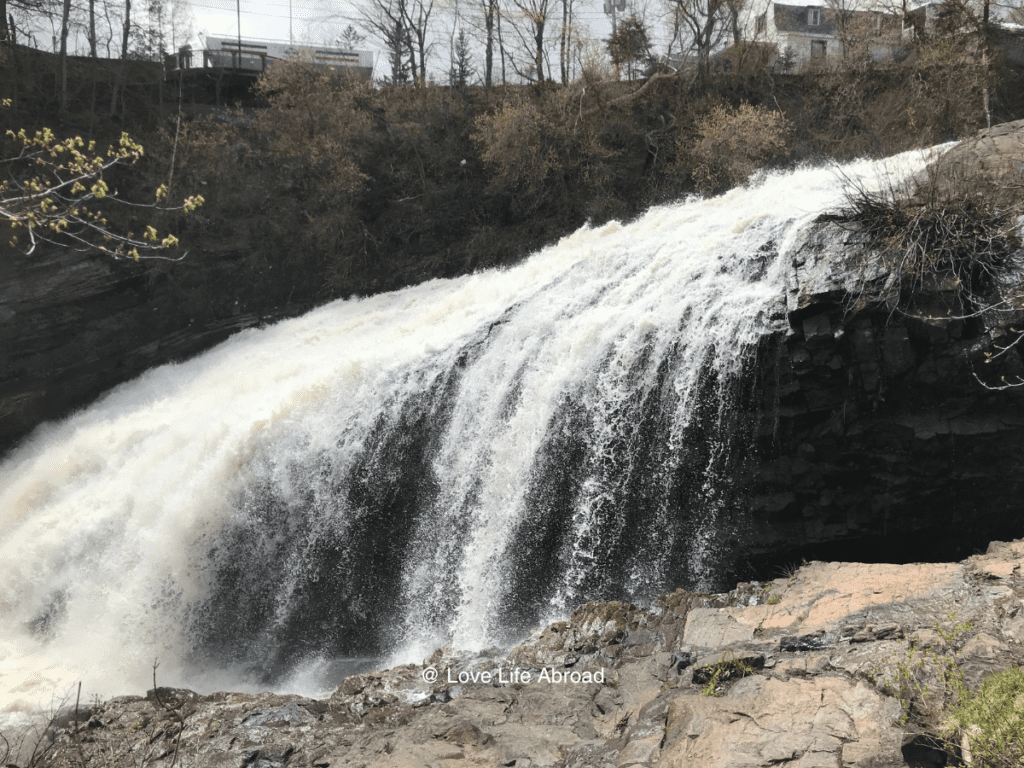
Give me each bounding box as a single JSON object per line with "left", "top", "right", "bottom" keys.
{"left": 0, "top": 0, "right": 7, "bottom": 43}
{"left": 416, "top": 33, "right": 426, "bottom": 83}
{"left": 484, "top": 0, "right": 494, "bottom": 88}
{"left": 58, "top": 0, "right": 72, "bottom": 113}
{"left": 534, "top": 19, "right": 544, "bottom": 81}
{"left": 111, "top": 0, "right": 131, "bottom": 117}
{"left": 407, "top": 33, "right": 417, "bottom": 84}
{"left": 390, "top": 20, "right": 404, "bottom": 82}
{"left": 567, "top": 0, "right": 575, "bottom": 80}
{"left": 498, "top": 8, "right": 506, "bottom": 84}
{"left": 89, "top": 0, "right": 97, "bottom": 56}
{"left": 982, "top": 0, "right": 992, "bottom": 128}
{"left": 559, "top": 0, "right": 567, "bottom": 83}
{"left": 696, "top": 14, "right": 715, "bottom": 88}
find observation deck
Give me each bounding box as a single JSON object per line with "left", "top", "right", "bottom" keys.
{"left": 164, "top": 36, "right": 374, "bottom": 104}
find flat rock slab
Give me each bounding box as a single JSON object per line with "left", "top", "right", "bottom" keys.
{"left": 925, "top": 118, "right": 1024, "bottom": 190}
{"left": 661, "top": 675, "right": 904, "bottom": 768}
{"left": 706, "top": 561, "right": 965, "bottom": 644}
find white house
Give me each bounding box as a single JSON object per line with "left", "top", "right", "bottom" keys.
{"left": 746, "top": 0, "right": 904, "bottom": 70}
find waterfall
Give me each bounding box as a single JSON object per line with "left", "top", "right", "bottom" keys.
{"left": 0, "top": 151, "right": 935, "bottom": 714}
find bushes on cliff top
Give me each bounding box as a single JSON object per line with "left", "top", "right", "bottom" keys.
{"left": 848, "top": 177, "right": 1015, "bottom": 280}
{"left": 471, "top": 86, "right": 610, "bottom": 218}
{"left": 840, "top": 155, "right": 1023, "bottom": 312}
{"left": 680, "top": 103, "right": 792, "bottom": 196}
{"left": 254, "top": 61, "right": 372, "bottom": 200}
{"left": 148, "top": 48, "right": 1024, "bottom": 301}
{"left": 836, "top": 136, "right": 1024, "bottom": 389}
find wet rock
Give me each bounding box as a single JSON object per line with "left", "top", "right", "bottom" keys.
{"left": 779, "top": 629, "right": 827, "bottom": 652}
{"left": 34, "top": 541, "right": 1024, "bottom": 768}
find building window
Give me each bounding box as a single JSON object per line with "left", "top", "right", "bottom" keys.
{"left": 810, "top": 39, "right": 827, "bottom": 58}
{"left": 808, "top": 7, "right": 821, "bottom": 25}
{"left": 756, "top": 12, "right": 767, "bottom": 34}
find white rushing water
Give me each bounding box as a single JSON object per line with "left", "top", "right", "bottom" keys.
{"left": 0, "top": 150, "right": 938, "bottom": 718}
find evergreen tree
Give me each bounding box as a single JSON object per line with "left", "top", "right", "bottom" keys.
{"left": 606, "top": 14, "right": 650, "bottom": 80}
{"left": 448, "top": 27, "right": 475, "bottom": 86}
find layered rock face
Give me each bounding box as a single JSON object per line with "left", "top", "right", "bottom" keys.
{"left": 0, "top": 243, "right": 316, "bottom": 455}
{"left": 742, "top": 215, "right": 1024, "bottom": 573}
{"left": 30, "top": 540, "right": 1024, "bottom": 767}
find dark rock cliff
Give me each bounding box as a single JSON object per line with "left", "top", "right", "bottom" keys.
{"left": 744, "top": 216, "right": 1024, "bottom": 572}
{"left": 0, "top": 242, "right": 320, "bottom": 456}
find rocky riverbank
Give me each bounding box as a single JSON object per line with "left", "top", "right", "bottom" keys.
{"left": 21, "top": 539, "right": 1024, "bottom": 768}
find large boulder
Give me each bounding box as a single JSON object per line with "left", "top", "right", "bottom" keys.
{"left": 924, "top": 118, "right": 1024, "bottom": 190}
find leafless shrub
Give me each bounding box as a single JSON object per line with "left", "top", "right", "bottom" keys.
{"left": 840, "top": 158, "right": 1022, "bottom": 300}
{"left": 679, "top": 102, "right": 792, "bottom": 195}
{"left": 837, "top": 156, "right": 1024, "bottom": 388}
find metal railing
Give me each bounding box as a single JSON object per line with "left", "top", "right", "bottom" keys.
{"left": 165, "top": 46, "right": 270, "bottom": 74}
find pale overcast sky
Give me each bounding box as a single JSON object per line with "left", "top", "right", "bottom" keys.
{"left": 188, "top": 0, "right": 352, "bottom": 46}
{"left": 186, "top": 0, "right": 650, "bottom": 80}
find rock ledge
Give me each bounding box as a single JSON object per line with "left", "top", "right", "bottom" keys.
{"left": 23, "top": 540, "right": 1024, "bottom": 768}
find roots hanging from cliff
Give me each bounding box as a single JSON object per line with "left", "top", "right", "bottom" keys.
{"left": 840, "top": 162, "right": 1021, "bottom": 304}
{"left": 834, "top": 156, "right": 1024, "bottom": 388}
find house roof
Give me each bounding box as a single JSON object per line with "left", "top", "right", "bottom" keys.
{"left": 770, "top": 2, "right": 900, "bottom": 34}
{"left": 773, "top": 3, "right": 838, "bottom": 33}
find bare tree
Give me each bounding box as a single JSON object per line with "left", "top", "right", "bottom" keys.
{"left": 404, "top": 0, "right": 434, "bottom": 83}
{"left": 100, "top": 0, "right": 119, "bottom": 55}
{"left": 355, "top": 0, "right": 412, "bottom": 82}
{"left": 3, "top": 0, "right": 129, "bottom": 64}
{"left": 507, "top": 0, "right": 554, "bottom": 80}
{"left": 822, "top": 0, "right": 887, "bottom": 66}
{"left": 464, "top": 0, "right": 500, "bottom": 86}
{"left": 110, "top": 0, "right": 130, "bottom": 116}
{"left": 664, "top": 0, "right": 730, "bottom": 84}
{"left": 483, "top": 0, "right": 498, "bottom": 84}
{"left": 354, "top": 0, "right": 433, "bottom": 84}
{"left": 497, "top": 0, "right": 507, "bottom": 81}
{"left": 558, "top": 0, "right": 572, "bottom": 81}
{"left": 724, "top": 0, "right": 745, "bottom": 43}
{"left": 57, "top": 0, "right": 70, "bottom": 111}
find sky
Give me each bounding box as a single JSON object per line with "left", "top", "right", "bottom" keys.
{"left": 185, "top": 0, "right": 654, "bottom": 80}
{"left": 188, "top": 0, "right": 349, "bottom": 47}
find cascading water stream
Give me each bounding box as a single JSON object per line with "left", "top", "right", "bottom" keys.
{"left": 0, "top": 151, "right": 937, "bottom": 716}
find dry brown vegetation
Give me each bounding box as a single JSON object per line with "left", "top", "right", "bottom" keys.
{"left": 684, "top": 102, "right": 792, "bottom": 194}
{"left": 4, "top": 34, "right": 1024, "bottom": 301}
